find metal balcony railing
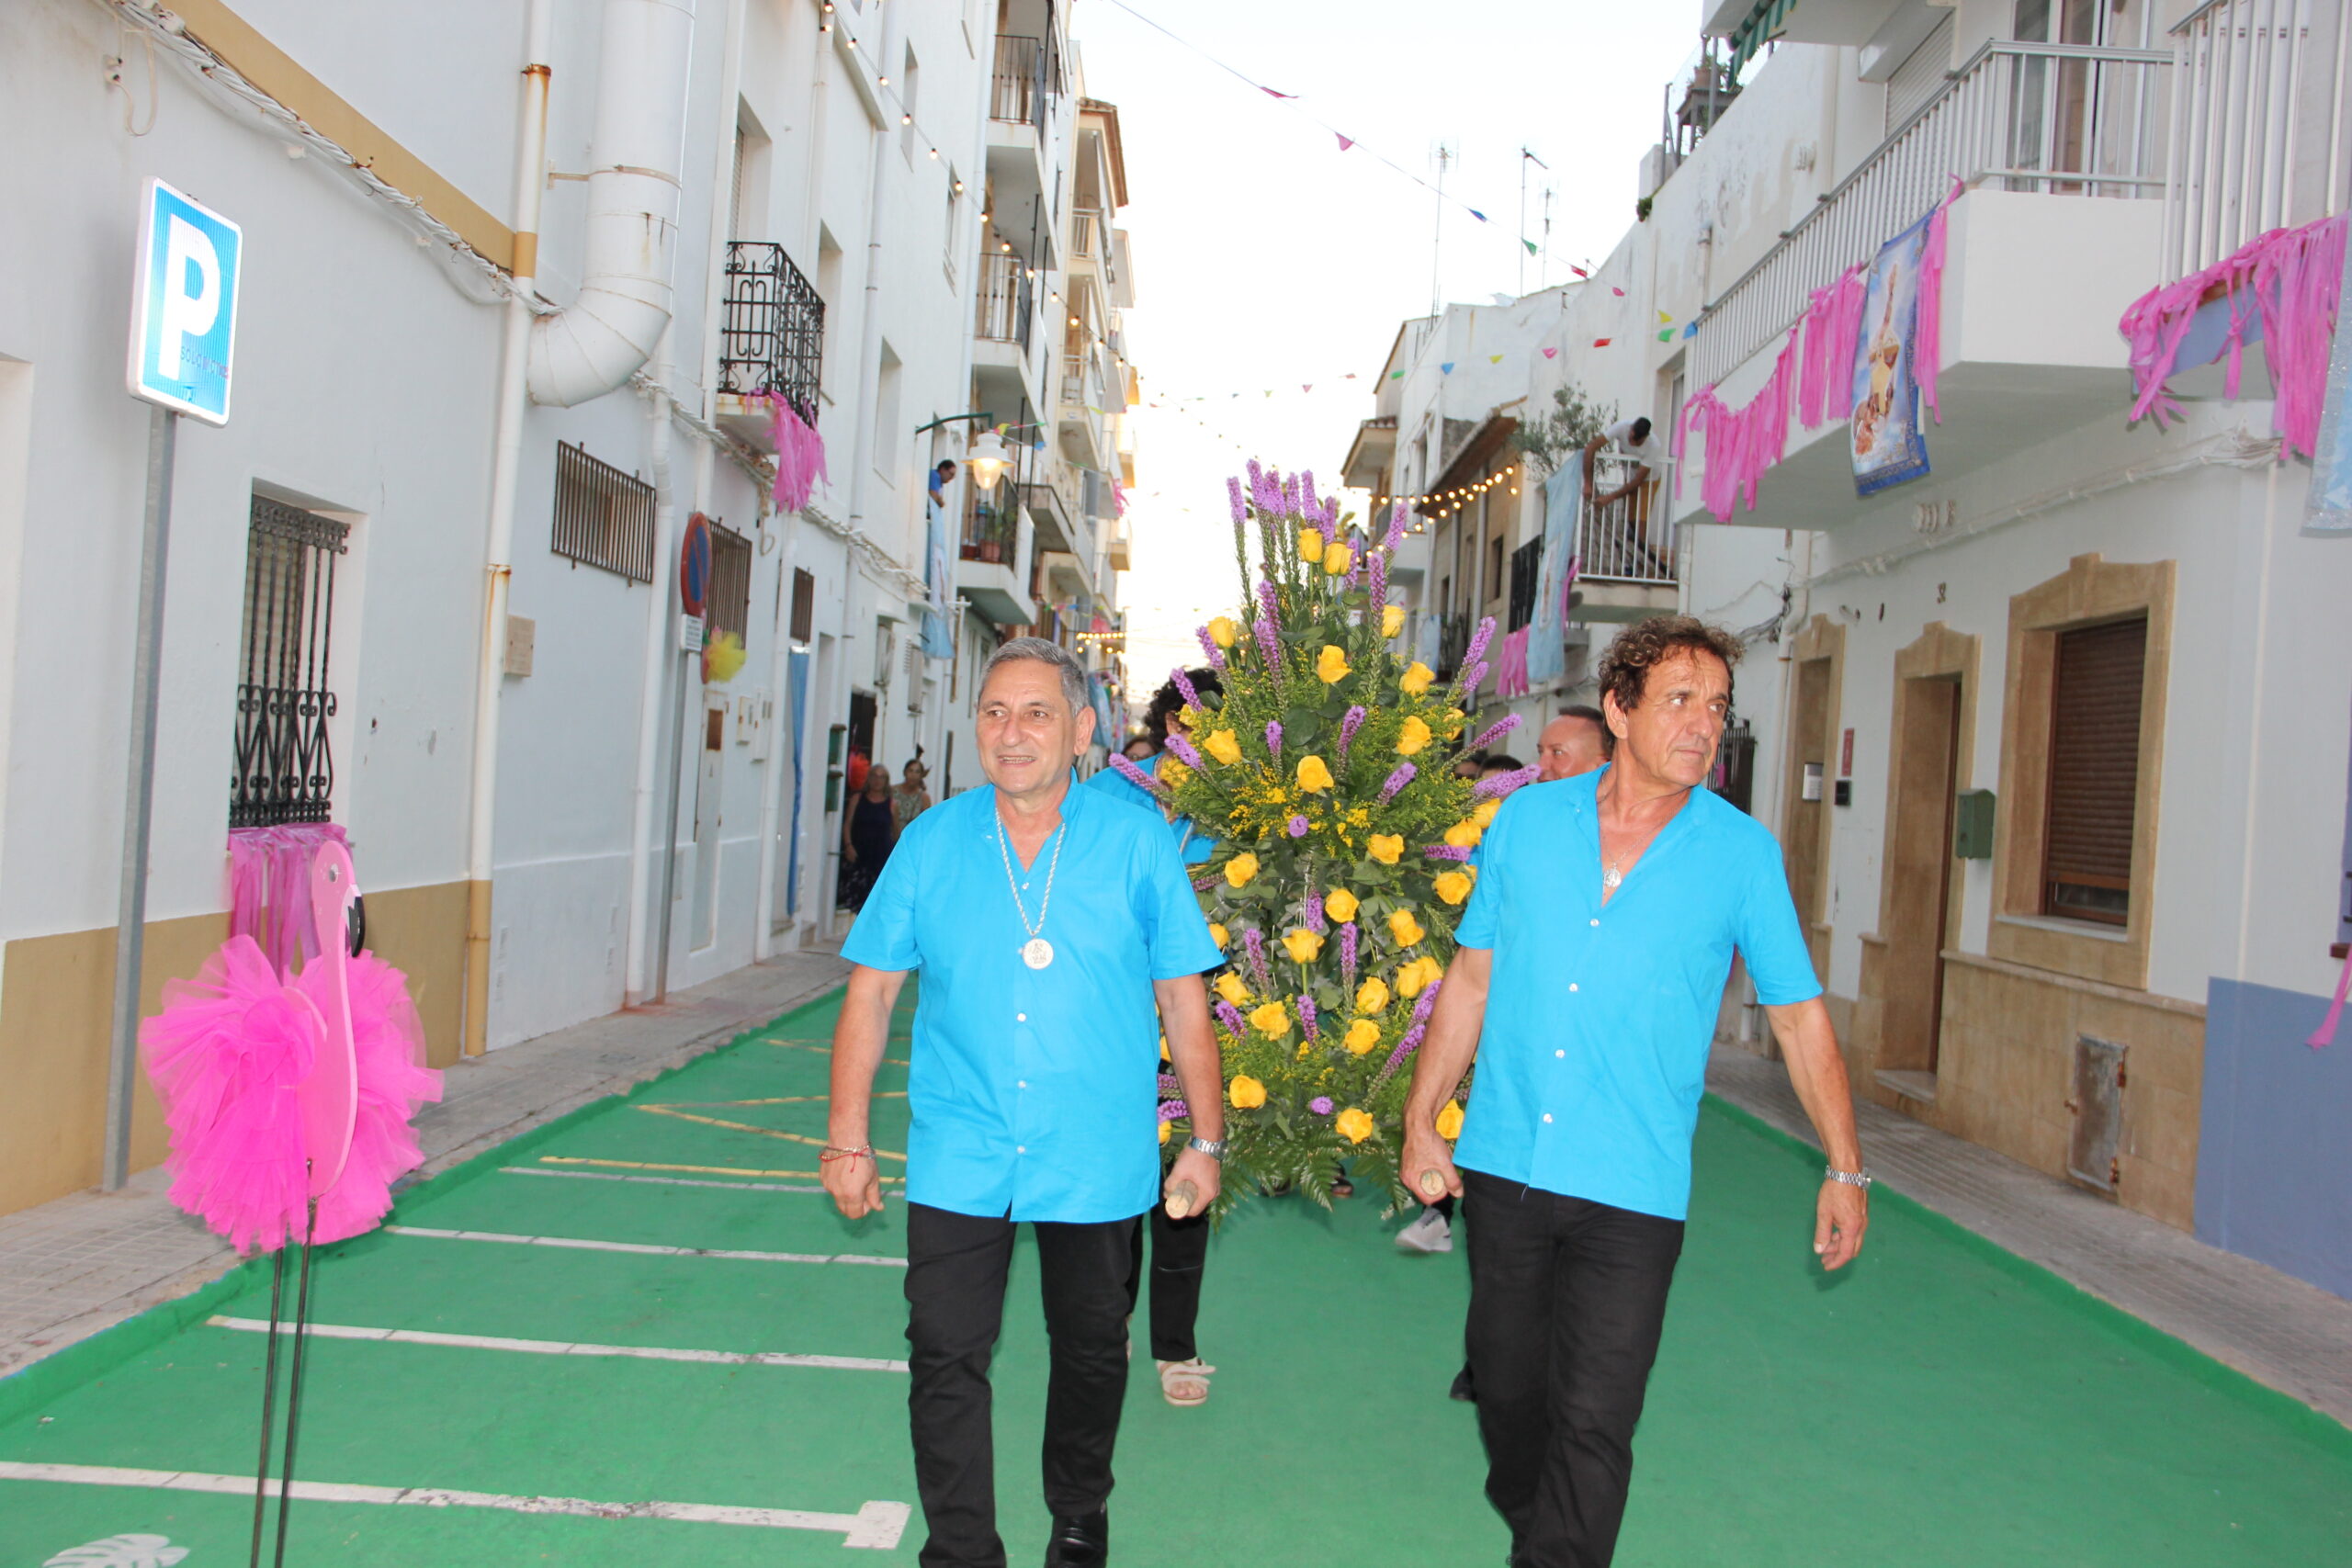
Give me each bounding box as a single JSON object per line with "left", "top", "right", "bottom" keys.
{"left": 1578, "top": 459, "right": 1678, "bottom": 586}
{"left": 975, "top": 250, "right": 1034, "bottom": 350}
{"left": 961, "top": 495, "right": 1019, "bottom": 565}
{"left": 1070, "top": 208, "right": 1102, "bottom": 259}
{"left": 992, "top": 36, "right": 1047, "bottom": 134}
{"left": 1692, "top": 39, "right": 2171, "bottom": 389}
{"left": 718, "top": 242, "right": 824, "bottom": 422}
{"left": 2164, "top": 0, "right": 2352, "bottom": 277}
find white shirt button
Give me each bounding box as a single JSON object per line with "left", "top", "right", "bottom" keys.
{"left": 1016, "top": 1013, "right": 1027, "bottom": 1022}
{"left": 1018, "top": 1080, "right": 1028, "bottom": 1089}
{"left": 1017, "top": 1145, "right": 1026, "bottom": 1154}
{"left": 1543, "top": 1113, "right": 1555, "bottom": 1123}
{"left": 1555, "top": 1049, "right": 1565, "bottom": 1058}
{"left": 1568, "top": 983, "right": 1578, "bottom": 992}
{"left": 1590, "top": 919, "right": 1600, "bottom": 928}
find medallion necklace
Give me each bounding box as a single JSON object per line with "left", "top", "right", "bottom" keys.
{"left": 994, "top": 807, "right": 1067, "bottom": 970}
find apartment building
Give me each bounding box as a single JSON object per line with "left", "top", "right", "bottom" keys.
{"left": 1380, "top": 0, "right": 2349, "bottom": 1298}
{"left": 0, "top": 0, "right": 1037, "bottom": 1216}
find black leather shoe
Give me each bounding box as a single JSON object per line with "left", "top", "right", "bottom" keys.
{"left": 1044, "top": 1510, "right": 1108, "bottom": 1567}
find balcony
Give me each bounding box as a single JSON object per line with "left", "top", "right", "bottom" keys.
{"left": 990, "top": 35, "right": 1049, "bottom": 139}
{"left": 1573, "top": 461, "right": 1680, "bottom": 623}
{"left": 1678, "top": 39, "right": 2173, "bottom": 530}
{"left": 975, "top": 250, "right": 1035, "bottom": 351}
{"left": 1106, "top": 514, "right": 1131, "bottom": 571}
{"left": 714, "top": 242, "right": 824, "bottom": 452}
{"left": 956, "top": 491, "right": 1035, "bottom": 627}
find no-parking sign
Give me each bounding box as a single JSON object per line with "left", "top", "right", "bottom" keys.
{"left": 127, "top": 178, "right": 243, "bottom": 424}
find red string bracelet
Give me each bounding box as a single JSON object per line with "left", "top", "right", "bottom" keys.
{"left": 820, "top": 1145, "right": 875, "bottom": 1164}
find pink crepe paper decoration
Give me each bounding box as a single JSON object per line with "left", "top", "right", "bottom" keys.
{"left": 764, "top": 396, "right": 831, "bottom": 513}
{"left": 1677, "top": 324, "right": 1802, "bottom": 521}
{"left": 1798, "top": 265, "right": 1870, "bottom": 429}
{"left": 1495, "top": 626, "right": 1532, "bottom": 699}
{"left": 2119, "top": 211, "right": 2346, "bottom": 459}
{"left": 2309, "top": 943, "right": 2352, "bottom": 1049}
{"left": 229, "top": 823, "right": 349, "bottom": 979}
{"left": 1914, "top": 177, "right": 1964, "bottom": 423}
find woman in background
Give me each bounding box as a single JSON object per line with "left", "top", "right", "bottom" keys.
{"left": 839, "top": 764, "right": 897, "bottom": 912}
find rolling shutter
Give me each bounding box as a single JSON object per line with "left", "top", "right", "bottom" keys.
{"left": 1885, "top": 15, "right": 1955, "bottom": 132}
{"left": 2042, "top": 617, "right": 2146, "bottom": 924}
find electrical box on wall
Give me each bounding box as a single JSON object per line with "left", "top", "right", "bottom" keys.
{"left": 1953, "top": 789, "right": 1996, "bottom": 859}
{"left": 1833, "top": 779, "right": 1851, "bottom": 807}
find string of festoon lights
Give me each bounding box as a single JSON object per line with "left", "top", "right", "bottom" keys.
{"left": 1371, "top": 464, "right": 1524, "bottom": 518}
{"left": 819, "top": 2, "right": 970, "bottom": 208}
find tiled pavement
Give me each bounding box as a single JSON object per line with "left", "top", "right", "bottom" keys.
{"left": 1707, "top": 1043, "right": 2352, "bottom": 1428}
{"left": 0, "top": 947, "right": 851, "bottom": 1381}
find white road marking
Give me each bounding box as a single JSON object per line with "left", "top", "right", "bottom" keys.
{"left": 502, "top": 1166, "right": 826, "bottom": 1195}
{"left": 0, "top": 1461, "right": 911, "bottom": 1548}
{"left": 380, "top": 1225, "right": 906, "bottom": 1268}
{"left": 208, "top": 1316, "right": 908, "bottom": 1373}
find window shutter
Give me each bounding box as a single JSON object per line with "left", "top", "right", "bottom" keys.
{"left": 790, "top": 568, "right": 816, "bottom": 646}
{"left": 2042, "top": 616, "right": 2145, "bottom": 923}
{"left": 1885, "top": 15, "right": 1955, "bottom": 132}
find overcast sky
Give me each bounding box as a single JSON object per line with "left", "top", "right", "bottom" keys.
{"left": 1073, "top": 0, "right": 1708, "bottom": 693}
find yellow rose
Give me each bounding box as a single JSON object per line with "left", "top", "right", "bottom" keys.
{"left": 1435, "top": 1100, "right": 1465, "bottom": 1140}
{"left": 1343, "top": 1019, "right": 1382, "bottom": 1055}
{"left": 1224, "top": 852, "right": 1259, "bottom": 888}
{"left": 1472, "top": 799, "right": 1500, "bottom": 828}
{"left": 1249, "top": 1003, "right": 1291, "bottom": 1040}
{"left": 1367, "top": 834, "right": 1404, "bottom": 865}
{"left": 1207, "top": 616, "right": 1240, "bottom": 649}
{"left": 1389, "top": 908, "right": 1426, "bottom": 947}
{"left": 1296, "top": 754, "right": 1336, "bottom": 792}
{"left": 1398, "top": 954, "right": 1442, "bottom": 997}
{"left": 1323, "top": 544, "right": 1352, "bottom": 577}
{"left": 1229, "top": 1074, "right": 1267, "bottom": 1109}
{"left": 1382, "top": 604, "right": 1406, "bottom": 637}
{"left": 1335, "top": 1107, "right": 1375, "bottom": 1145}
{"left": 1160, "top": 1118, "right": 1174, "bottom": 1145}
{"left": 1324, "top": 888, "right": 1360, "bottom": 923}
{"left": 1434, "top": 870, "right": 1474, "bottom": 906}
{"left": 1355, "top": 976, "right": 1391, "bottom": 1014}
{"left": 1297, "top": 527, "right": 1324, "bottom": 564}
{"left": 1396, "top": 716, "right": 1432, "bottom": 755}
{"left": 1215, "top": 972, "right": 1250, "bottom": 1006}
{"left": 1444, "top": 821, "right": 1483, "bottom": 850}
{"left": 1209, "top": 922, "right": 1229, "bottom": 949}
{"left": 1204, "top": 728, "right": 1242, "bottom": 766}
{"left": 1317, "top": 645, "right": 1351, "bottom": 684}
{"left": 1399, "top": 661, "right": 1435, "bottom": 695}
{"left": 1282, "top": 928, "right": 1325, "bottom": 964}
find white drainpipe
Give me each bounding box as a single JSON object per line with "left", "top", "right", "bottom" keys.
{"left": 526, "top": 0, "right": 698, "bottom": 407}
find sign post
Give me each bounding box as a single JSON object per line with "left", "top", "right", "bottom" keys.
{"left": 105, "top": 179, "right": 242, "bottom": 1190}
{"left": 654, "top": 514, "right": 712, "bottom": 1002}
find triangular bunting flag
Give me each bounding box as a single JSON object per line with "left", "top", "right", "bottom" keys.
{"left": 1389, "top": 369, "right": 1405, "bottom": 379}
{"left": 1657, "top": 330, "right": 1673, "bottom": 342}
{"left": 1611, "top": 287, "right": 1624, "bottom": 296}
{"left": 1488, "top": 354, "right": 1503, "bottom": 364}
{"left": 1542, "top": 346, "right": 1558, "bottom": 358}
{"left": 1467, "top": 209, "right": 1488, "bottom": 222}
{"left": 1302, "top": 383, "right": 1313, "bottom": 393}
{"left": 1523, "top": 239, "right": 1539, "bottom": 254}
{"left": 1657, "top": 310, "right": 1673, "bottom": 324}
{"left": 1591, "top": 338, "right": 1612, "bottom": 347}
{"left": 1336, "top": 133, "right": 1354, "bottom": 152}
{"left": 1569, "top": 265, "right": 1590, "bottom": 278}
{"left": 1440, "top": 362, "right": 1455, "bottom": 374}
{"left": 1261, "top": 86, "right": 1296, "bottom": 99}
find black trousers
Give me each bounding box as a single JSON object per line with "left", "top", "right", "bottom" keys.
{"left": 904, "top": 1203, "right": 1141, "bottom": 1568}
{"left": 1462, "top": 1168, "right": 1686, "bottom": 1568}
{"left": 1124, "top": 1201, "right": 1211, "bottom": 1361}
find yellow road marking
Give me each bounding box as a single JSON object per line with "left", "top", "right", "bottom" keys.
{"left": 653, "top": 1093, "right": 908, "bottom": 1107}
{"left": 636, "top": 1105, "right": 909, "bottom": 1162}
{"left": 538, "top": 1156, "right": 904, "bottom": 1184}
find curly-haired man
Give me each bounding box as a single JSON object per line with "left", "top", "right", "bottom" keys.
{"left": 1402, "top": 615, "right": 1869, "bottom": 1568}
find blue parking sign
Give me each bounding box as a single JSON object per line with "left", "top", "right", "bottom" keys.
{"left": 127, "top": 178, "right": 242, "bottom": 424}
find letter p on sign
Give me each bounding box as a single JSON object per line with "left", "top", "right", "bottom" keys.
{"left": 129, "top": 178, "right": 242, "bottom": 425}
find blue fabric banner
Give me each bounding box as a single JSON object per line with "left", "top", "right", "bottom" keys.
{"left": 921, "top": 496, "right": 956, "bottom": 656}
{"left": 1850, "top": 213, "right": 1933, "bottom": 498}
{"left": 1527, "top": 462, "right": 1584, "bottom": 685}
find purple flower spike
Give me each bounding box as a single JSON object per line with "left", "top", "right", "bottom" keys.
{"left": 1159, "top": 1073, "right": 1183, "bottom": 1096}
{"left": 1471, "top": 714, "right": 1522, "bottom": 752}
{"left": 1297, "top": 993, "right": 1320, "bottom": 1042}
{"left": 1286, "top": 814, "right": 1309, "bottom": 838}
{"left": 1305, "top": 889, "right": 1328, "bottom": 934}
{"left": 1309, "top": 1095, "right": 1334, "bottom": 1116}
{"left": 1475, "top": 763, "right": 1542, "bottom": 800}
{"left": 1266, "top": 720, "right": 1284, "bottom": 761}
{"left": 1368, "top": 547, "right": 1389, "bottom": 615}
{"left": 1280, "top": 472, "right": 1299, "bottom": 517}
{"left": 1340, "top": 921, "right": 1360, "bottom": 991}
{"left": 1385, "top": 502, "right": 1408, "bottom": 551}
{"left": 1423, "top": 842, "right": 1473, "bottom": 862}
{"left": 1350, "top": 532, "right": 1369, "bottom": 585}
{"left": 1380, "top": 761, "right": 1418, "bottom": 802}
{"left": 1166, "top": 733, "right": 1206, "bottom": 772}
{"left": 1463, "top": 615, "right": 1497, "bottom": 671}
{"left": 1254, "top": 615, "right": 1281, "bottom": 673}
{"left": 1171, "top": 667, "right": 1203, "bottom": 712}
{"left": 1252, "top": 463, "right": 1283, "bottom": 517}
{"left": 1465, "top": 660, "right": 1490, "bottom": 694}
{"left": 1299, "top": 469, "right": 1319, "bottom": 516}
{"left": 1258, "top": 578, "right": 1280, "bottom": 626}
{"left": 1159, "top": 1099, "right": 1190, "bottom": 1122}
{"left": 1242, "top": 928, "right": 1272, "bottom": 994}
{"left": 1385, "top": 1021, "right": 1429, "bottom": 1074}
{"left": 1193, "top": 871, "right": 1222, "bottom": 893}
{"left": 1413, "top": 979, "right": 1444, "bottom": 1022}
{"left": 1215, "top": 998, "right": 1247, "bottom": 1036}
{"left": 1338, "top": 705, "right": 1368, "bottom": 763}
{"left": 1195, "top": 626, "right": 1227, "bottom": 670}
{"left": 1111, "top": 752, "right": 1170, "bottom": 798}
{"left": 1227, "top": 475, "right": 1248, "bottom": 525}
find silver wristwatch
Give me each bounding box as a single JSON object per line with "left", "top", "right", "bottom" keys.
{"left": 1185, "top": 1135, "right": 1228, "bottom": 1162}
{"left": 1825, "top": 1166, "right": 1873, "bottom": 1190}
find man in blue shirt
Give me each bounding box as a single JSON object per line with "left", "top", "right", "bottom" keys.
{"left": 1402, "top": 617, "right": 1869, "bottom": 1568}
{"left": 827, "top": 637, "right": 1227, "bottom": 1568}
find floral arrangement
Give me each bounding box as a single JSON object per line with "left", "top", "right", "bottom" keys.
{"left": 1113, "top": 462, "right": 1537, "bottom": 1214}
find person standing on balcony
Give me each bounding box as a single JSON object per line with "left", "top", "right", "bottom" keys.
{"left": 1400, "top": 616, "right": 1869, "bottom": 1568}
{"left": 929, "top": 458, "right": 959, "bottom": 506}
{"left": 1582, "top": 418, "right": 1670, "bottom": 574}
{"left": 825, "top": 638, "right": 1227, "bottom": 1568}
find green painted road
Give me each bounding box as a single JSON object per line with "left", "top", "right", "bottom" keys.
{"left": 4, "top": 985, "right": 2348, "bottom": 1566}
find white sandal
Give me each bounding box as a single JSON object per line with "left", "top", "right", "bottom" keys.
{"left": 1156, "top": 1357, "right": 1216, "bottom": 1407}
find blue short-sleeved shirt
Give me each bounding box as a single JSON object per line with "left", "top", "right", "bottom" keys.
{"left": 1083, "top": 751, "right": 1214, "bottom": 864}
{"left": 1453, "top": 766, "right": 1820, "bottom": 1220}
{"left": 841, "top": 778, "right": 1222, "bottom": 1223}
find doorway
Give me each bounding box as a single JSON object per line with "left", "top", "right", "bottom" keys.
{"left": 1780, "top": 616, "right": 1844, "bottom": 985}
{"left": 1879, "top": 675, "right": 1963, "bottom": 1081}
{"left": 691, "top": 693, "right": 726, "bottom": 951}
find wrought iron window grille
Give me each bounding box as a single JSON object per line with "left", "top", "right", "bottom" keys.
{"left": 232, "top": 497, "right": 348, "bottom": 829}
{"left": 551, "top": 441, "right": 657, "bottom": 582}
{"left": 718, "top": 242, "right": 825, "bottom": 423}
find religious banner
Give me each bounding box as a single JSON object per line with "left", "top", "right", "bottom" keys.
{"left": 1526, "top": 461, "right": 1582, "bottom": 685}
{"left": 2306, "top": 218, "right": 2352, "bottom": 535}
{"left": 920, "top": 494, "right": 955, "bottom": 657}
{"left": 1850, "top": 213, "right": 1933, "bottom": 497}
